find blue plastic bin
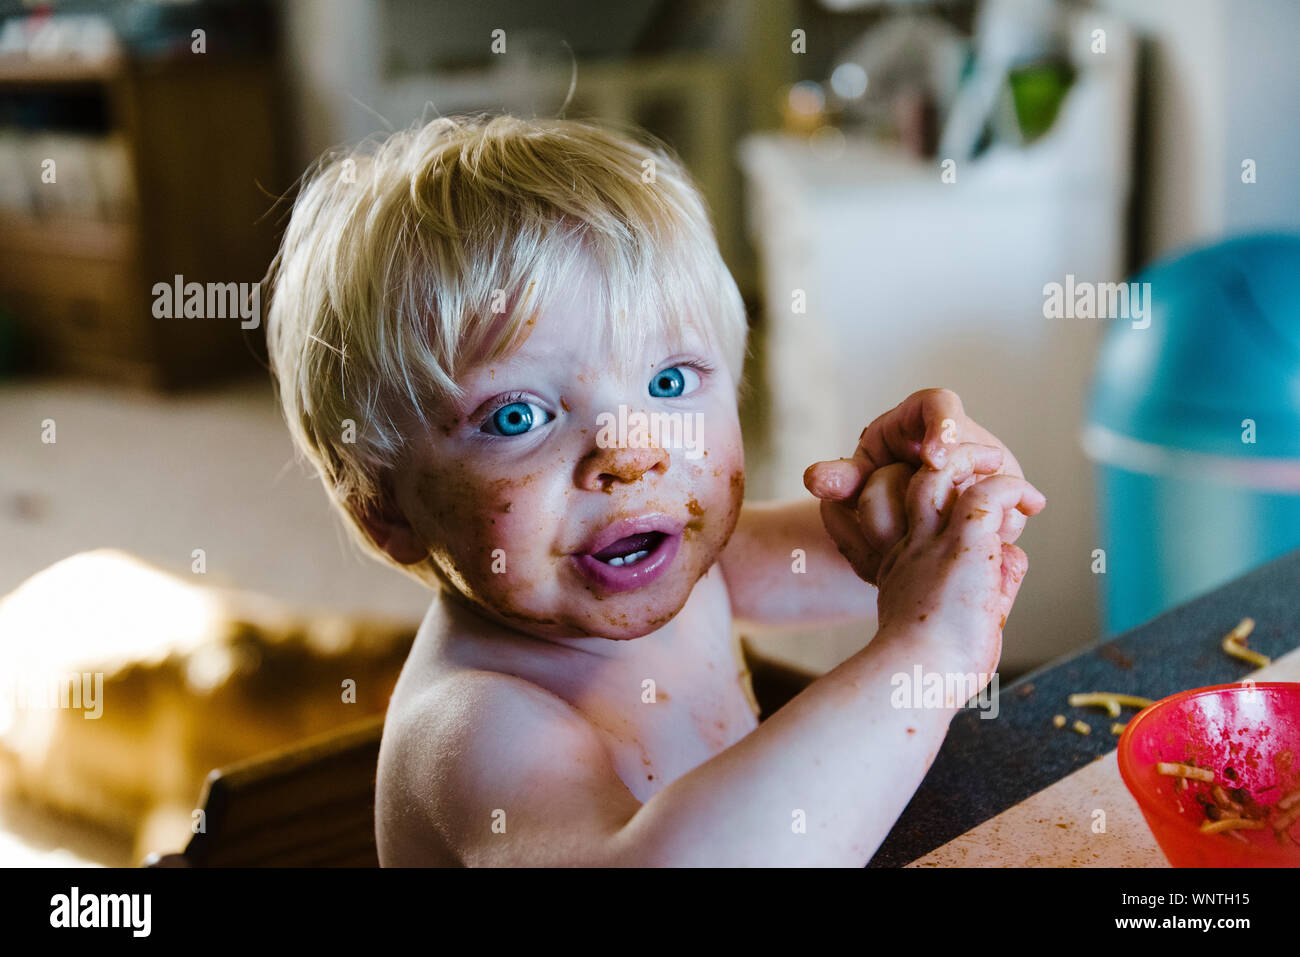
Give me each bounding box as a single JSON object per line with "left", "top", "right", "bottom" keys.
{"left": 1084, "top": 234, "right": 1300, "bottom": 636}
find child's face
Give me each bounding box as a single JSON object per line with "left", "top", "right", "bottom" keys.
{"left": 387, "top": 262, "right": 745, "bottom": 640}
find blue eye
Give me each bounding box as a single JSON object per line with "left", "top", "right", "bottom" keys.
{"left": 485, "top": 400, "right": 547, "bottom": 436}
{"left": 649, "top": 366, "right": 700, "bottom": 398}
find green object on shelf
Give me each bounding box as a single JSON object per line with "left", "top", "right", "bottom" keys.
{"left": 1008, "top": 61, "right": 1075, "bottom": 143}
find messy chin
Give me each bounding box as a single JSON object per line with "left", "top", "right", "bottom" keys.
{"left": 437, "top": 572, "right": 686, "bottom": 642}
{"left": 438, "top": 526, "right": 724, "bottom": 640}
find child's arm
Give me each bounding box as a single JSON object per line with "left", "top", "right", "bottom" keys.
{"left": 716, "top": 498, "right": 880, "bottom": 628}
{"left": 403, "top": 449, "right": 1043, "bottom": 866}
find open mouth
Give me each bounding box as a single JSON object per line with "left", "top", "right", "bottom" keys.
{"left": 589, "top": 531, "right": 668, "bottom": 568}
{"left": 572, "top": 518, "right": 684, "bottom": 594}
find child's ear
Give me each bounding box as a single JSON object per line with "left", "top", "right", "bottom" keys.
{"left": 351, "top": 488, "right": 428, "bottom": 566}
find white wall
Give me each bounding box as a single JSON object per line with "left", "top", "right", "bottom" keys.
{"left": 1221, "top": 0, "right": 1300, "bottom": 234}
{"left": 1097, "top": 0, "right": 1300, "bottom": 259}
{"left": 281, "top": 0, "right": 382, "bottom": 167}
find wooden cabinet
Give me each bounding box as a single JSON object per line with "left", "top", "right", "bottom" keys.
{"left": 0, "top": 53, "right": 282, "bottom": 388}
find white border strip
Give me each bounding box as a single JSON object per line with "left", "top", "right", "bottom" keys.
{"left": 1081, "top": 424, "right": 1300, "bottom": 492}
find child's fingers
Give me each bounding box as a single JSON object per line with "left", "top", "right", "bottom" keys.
{"left": 914, "top": 388, "right": 967, "bottom": 469}
{"left": 804, "top": 431, "right": 883, "bottom": 502}
{"left": 803, "top": 458, "right": 862, "bottom": 502}
{"left": 805, "top": 404, "right": 932, "bottom": 505}
{"left": 948, "top": 475, "right": 1047, "bottom": 546}
{"left": 820, "top": 499, "right": 882, "bottom": 584}
{"left": 861, "top": 389, "right": 964, "bottom": 470}
{"left": 1001, "top": 542, "right": 1028, "bottom": 596}
{"left": 809, "top": 391, "right": 987, "bottom": 503}
{"left": 999, "top": 543, "right": 1029, "bottom": 611}
{"left": 856, "top": 462, "right": 911, "bottom": 555}
{"left": 998, "top": 508, "right": 1029, "bottom": 544}
{"left": 948, "top": 443, "right": 1003, "bottom": 484}
{"left": 904, "top": 443, "right": 1006, "bottom": 536}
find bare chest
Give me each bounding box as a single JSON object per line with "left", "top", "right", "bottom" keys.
{"left": 550, "top": 572, "right": 759, "bottom": 802}
{"left": 575, "top": 653, "right": 760, "bottom": 803}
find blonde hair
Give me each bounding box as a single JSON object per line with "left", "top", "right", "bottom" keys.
{"left": 264, "top": 114, "right": 748, "bottom": 569}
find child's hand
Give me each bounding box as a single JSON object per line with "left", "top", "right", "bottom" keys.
{"left": 874, "top": 449, "right": 1045, "bottom": 675}
{"left": 804, "top": 389, "right": 1028, "bottom": 565}
{"left": 809, "top": 440, "right": 1003, "bottom": 587}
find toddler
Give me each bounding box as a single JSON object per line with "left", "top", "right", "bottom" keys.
{"left": 265, "top": 115, "right": 1045, "bottom": 866}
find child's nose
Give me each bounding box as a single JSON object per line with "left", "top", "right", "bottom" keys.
{"left": 576, "top": 445, "right": 670, "bottom": 492}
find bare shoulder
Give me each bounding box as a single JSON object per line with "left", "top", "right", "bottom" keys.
{"left": 376, "top": 666, "right": 641, "bottom": 867}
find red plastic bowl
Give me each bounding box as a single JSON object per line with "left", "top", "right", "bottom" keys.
{"left": 1118, "top": 682, "right": 1300, "bottom": 867}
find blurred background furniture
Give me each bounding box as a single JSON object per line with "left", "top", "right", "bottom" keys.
{"left": 0, "top": 550, "right": 417, "bottom": 866}
{"left": 280, "top": 0, "right": 808, "bottom": 302}
{"left": 0, "top": 3, "right": 282, "bottom": 387}
{"left": 739, "top": 9, "right": 1135, "bottom": 673}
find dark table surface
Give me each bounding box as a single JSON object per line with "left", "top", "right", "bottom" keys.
{"left": 869, "top": 547, "right": 1300, "bottom": 867}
